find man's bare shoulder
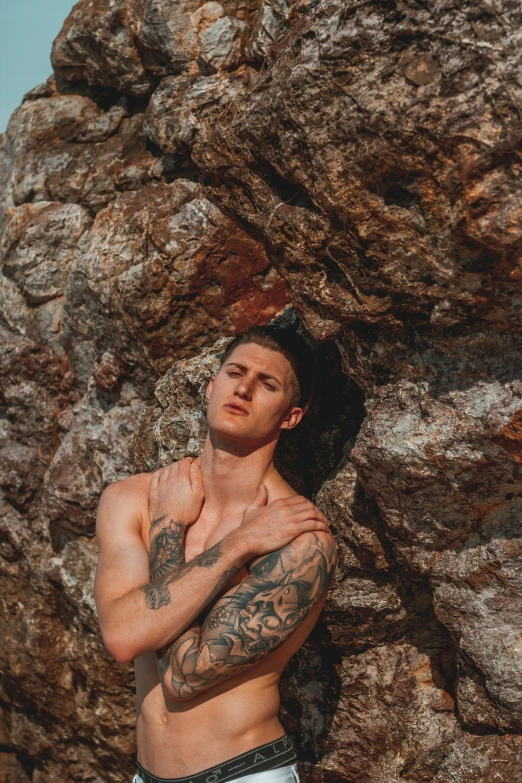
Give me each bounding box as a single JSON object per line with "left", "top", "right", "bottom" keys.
{"left": 103, "top": 456, "right": 195, "bottom": 500}
{"left": 97, "top": 473, "right": 153, "bottom": 535}
{"left": 243, "top": 477, "right": 337, "bottom": 588}
{"left": 266, "top": 470, "right": 302, "bottom": 502}
{"left": 249, "top": 470, "right": 338, "bottom": 576}
{"left": 288, "top": 527, "right": 337, "bottom": 560}
{"left": 101, "top": 471, "right": 152, "bottom": 502}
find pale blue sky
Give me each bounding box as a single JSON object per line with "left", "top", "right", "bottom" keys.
{"left": 0, "top": 0, "right": 76, "bottom": 133}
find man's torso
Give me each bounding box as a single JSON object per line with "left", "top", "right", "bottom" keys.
{"left": 131, "top": 471, "right": 328, "bottom": 777}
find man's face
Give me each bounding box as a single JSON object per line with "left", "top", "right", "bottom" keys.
{"left": 205, "top": 343, "right": 304, "bottom": 445}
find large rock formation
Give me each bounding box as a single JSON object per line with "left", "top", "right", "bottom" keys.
{"left": 1, "top": 0, "right": 521, "bottom": 781}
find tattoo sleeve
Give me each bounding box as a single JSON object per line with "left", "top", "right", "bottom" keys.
{"left": 157, "top": 531, "right": 337, "bottom": 701}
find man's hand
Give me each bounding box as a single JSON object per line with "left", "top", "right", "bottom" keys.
{"left": 227, "top": 484, "right": 331, "bottom": 559}
{"left": 149, "top": 457, "right": 204, "bottom": 527}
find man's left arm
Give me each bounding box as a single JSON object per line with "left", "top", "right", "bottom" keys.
{"left": 156, "top": 530, "right": 337, "bottom": 701}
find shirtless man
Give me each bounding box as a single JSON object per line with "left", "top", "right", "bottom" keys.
{"left": 94, "top": 325, "right": 338, "bottom": 783}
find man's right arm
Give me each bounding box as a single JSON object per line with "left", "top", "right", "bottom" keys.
{"left": 94, "top": 477, "right": 249, "bottom": 664}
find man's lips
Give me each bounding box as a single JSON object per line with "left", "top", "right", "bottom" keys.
{"left": 223, "top": 403, "right": 249, "bottom": 415}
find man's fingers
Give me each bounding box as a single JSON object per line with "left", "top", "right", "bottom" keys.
{"left": 301, "top": 503, "right": 328, "bottom": 525}
{"left": 168, "top": 461, "right": 180, "bottom": 476}
{"left": 271, "top": 495, "right": 309, "bottom": 506}
{"left": 296, "top": 518, "right": 330, "bottom": 533}
{"left": 161, "top": 458, "right": 190, "bottom": 482}
{"left": 276, "top": 499, "right": 315, "bottom": 515}
{"left": 153, "top": 458, "right": 197, "bottom": 494}
{"left": 292, "top": 509, "right": 329, "bottom": 524}
{"left": 178, "top": 457, "right": 193, "bottom": 476}
{"left": 271, "top": 496, "right": 327, "bottom": 518}
{"left": 158, "top": 465, "right": 170, "bottom": 483}
{"left": 282, "top": 503, "right": 327, "bottom": 520}
{"left": 289, "top": 510, "right": 330, "bottom": 527}
{"left": 189, "top": 459, "right": 203, "bottom": 490}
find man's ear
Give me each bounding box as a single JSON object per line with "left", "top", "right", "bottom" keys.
{"left": 280, "top": 405, "right": 305, "bottom": 431}
{"left": 205, "top": 376, "right": 215, "bottom": 402}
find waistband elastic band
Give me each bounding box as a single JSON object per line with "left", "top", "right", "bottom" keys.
{"left": 136, "top": 734, "right": 297, "bottom": 783}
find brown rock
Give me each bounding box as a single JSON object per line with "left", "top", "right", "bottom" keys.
{"left": 434, "top": 731, "right": 522, "bottom": 783}
{"left": 51, "top": 0, "right": 310, "bottom": 98}
{"left": 2, "top": 80, "right": 163, "bottom": 217}
{"left": 2, "top": 0, "right": 522, "bottom": 780}
{"left": 284, "top": 638, "right": 455, "bottom": 782}
{"left": 1, "top": 201, "right": 92, "bottom": 304}
{"left": 0, "top": 752, "right": 31, "bottom": 783}
{"left": 144, "top": 65, "right": 260, "bottom": 157}
{"left": 61, "top": 179, "right": 286, "bottom": 392}
{"left": 42, "top": 377, "right": 147, "bottom": 539}
{"left": 193, "top": 0, "right": 522, "bottom": 333}
{"left": 431, "top": 506, "right": 522, "bottom": 731}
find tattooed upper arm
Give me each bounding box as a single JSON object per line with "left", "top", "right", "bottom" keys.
{"left": 159, "top": 530, "right": 337, "bottom": 701}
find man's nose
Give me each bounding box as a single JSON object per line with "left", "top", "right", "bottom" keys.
{"left": 234, "top": 378, "right": 252, "bottom": 399}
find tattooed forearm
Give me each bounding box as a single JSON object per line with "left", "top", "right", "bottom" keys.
{"left": 141, "top": 582, "right": 172, "bottom": 610}
{"left": 141, "top": 515, "right": 235, "bottom": 612}
{"left": 155, "top": 563, "right": 240, "bottom": 675}
{"left": 140, "top": 540, "right": 226, "bottom": 609}
{"left": 207, "top": 565, "right": 240, "bottom": 603}
{"left": 144, "top": 516, "right": 241, "bottom": 678}
{"left": 158, "top": 531, "right": 338, "bottom": 700}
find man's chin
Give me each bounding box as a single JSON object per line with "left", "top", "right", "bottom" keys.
{"left": 207, "top": 416, "right": 279, "bottom": 449}
{"left": 209, "top": 419, "right": 259, "bottom": 441}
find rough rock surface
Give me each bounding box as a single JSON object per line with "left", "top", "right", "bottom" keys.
{"left": 1, "top": 0, "right": 522, "bottom": 781}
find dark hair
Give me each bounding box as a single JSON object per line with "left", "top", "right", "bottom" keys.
{"left": 218, "top": 325, "right": 316, "bottom": 410}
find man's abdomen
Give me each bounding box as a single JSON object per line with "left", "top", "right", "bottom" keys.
{"left": 135, "top": 652, "right": 285, "bottom": 778}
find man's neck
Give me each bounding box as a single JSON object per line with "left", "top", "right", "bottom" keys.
{"left": 196, "top": 432, "right": 278, "bottom": 514}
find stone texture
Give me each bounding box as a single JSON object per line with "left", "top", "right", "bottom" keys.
{"left": 1, "top": 202, "right": 91, "bottom": 304}
{"left": 317, "top": 639, "right": 455, "bottom": 782}
{"left": 433, "top": 731, "right": 522, "bottom": 783}
{"left": 1, "top": 78, "right": 163, "bottom": 218}
{"left": 50, "top": 0, "right": 315, "bottom": 98}
{"left": 193, "top": 0, "right": 522, "bottom": 335}
{"left": 60, "top": 178, "right": 286, "bottom": 393}
{"left": 431, "top": 508, "right": 522, "bottom": 732}
{"left": 144, "top": 65, "right": 259, "bottom": 158}
{"left": 1, "top": 0, "right": 522, "bottom": 781}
